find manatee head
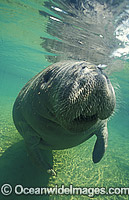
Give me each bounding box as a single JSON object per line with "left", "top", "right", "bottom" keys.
{"left": 41, "top": 61, "right": 116, "bottom": 133}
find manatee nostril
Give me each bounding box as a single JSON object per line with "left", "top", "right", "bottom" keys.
{"left": 82, "top": 66, "right": 86, "bottom": 69}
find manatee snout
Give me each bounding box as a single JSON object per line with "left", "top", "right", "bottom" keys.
{"left": 90, "top": 72, "right": 115, "bottom": 121}
{"left": 53, "top": 62, "right": 115, "bottom": 132}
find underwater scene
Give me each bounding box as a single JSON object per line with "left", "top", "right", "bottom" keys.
{"left": 0, "top": 0, "right": 129, "bottom": 199}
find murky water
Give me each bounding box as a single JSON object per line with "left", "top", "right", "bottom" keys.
{"left": 0, "top": 0, "right": 129, "bottom": 199}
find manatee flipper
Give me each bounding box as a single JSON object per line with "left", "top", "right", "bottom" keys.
{"left": 16, "top": 119, "right": 56, "bottom": 176}
{"left": 26, "top": 135, "right": 56, "bottom": 176}
{"left": 26, "top": 138, "right": 56, "bottom": 176}
{"left": 92, "top": 120, "right": 108, "bottom": 163}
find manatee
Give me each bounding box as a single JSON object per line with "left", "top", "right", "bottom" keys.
{"left": 13, "top": 61, "right": 116, "bottom": 175}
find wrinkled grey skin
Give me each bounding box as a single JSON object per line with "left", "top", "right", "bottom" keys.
{"left": 13, "top": 61, "right": 116, "bottom": 175}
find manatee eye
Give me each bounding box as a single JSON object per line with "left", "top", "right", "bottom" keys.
{"left": 82, "top": 66, "right": 86, "bottom": 69}
{"left": 44, "top": 71, "right": 51, "bottom": 83}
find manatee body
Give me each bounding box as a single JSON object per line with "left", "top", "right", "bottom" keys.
{"left": 13, "top": 61, "right": 116, "bottom": 175}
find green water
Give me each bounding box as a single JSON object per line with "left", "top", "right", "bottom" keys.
{"left": 0, "top": 0, "right": 129, "bottom": 200}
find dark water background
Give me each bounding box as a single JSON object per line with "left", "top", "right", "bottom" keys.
{"left": 0, "top": 0, "right": 129, "bottom": 199}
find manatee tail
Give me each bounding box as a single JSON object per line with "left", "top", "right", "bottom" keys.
{"left": 92, "top": 121, "right": 108, "bottom": 163}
